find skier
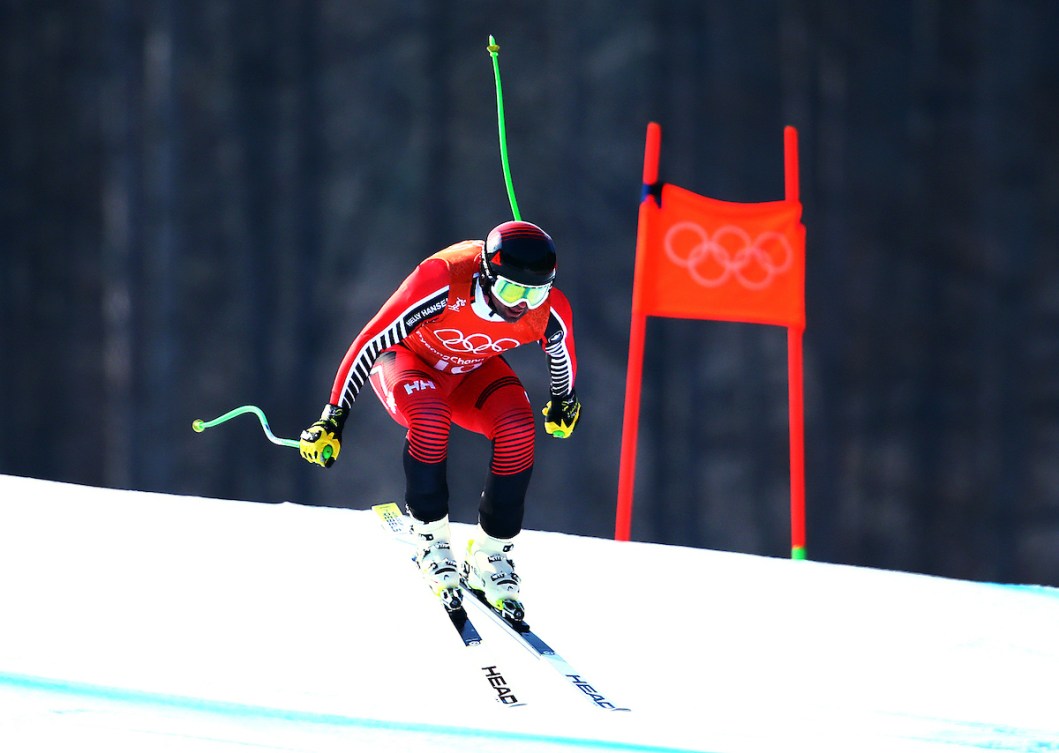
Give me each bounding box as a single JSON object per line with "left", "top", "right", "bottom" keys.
{"left": 299, "top": 220, "right": 580, "bottom": 620}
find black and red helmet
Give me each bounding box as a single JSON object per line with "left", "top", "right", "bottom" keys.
{"left": 482, "top": 221, "right": 557, "bottom": 288}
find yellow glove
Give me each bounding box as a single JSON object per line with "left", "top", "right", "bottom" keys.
{"left": 300, "top": 404, "right": 346, "bottom": 468}
{"left": 542, "top": 391, "right": 581, "bottom": 439}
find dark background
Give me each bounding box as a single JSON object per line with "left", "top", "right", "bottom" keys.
{"left": 3, "top": 1, "right": 1057, "bottom": 586}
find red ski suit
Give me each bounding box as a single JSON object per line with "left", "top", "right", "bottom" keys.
{"left": 328, "top": 240, "right": 577, "bottom": 535}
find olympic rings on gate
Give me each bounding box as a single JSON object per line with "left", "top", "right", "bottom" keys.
{"left": 663, "top": 222, "right": 793, "bottom": 290}
{"left": 434, "top": 329, "right": 520, "bottom": 354}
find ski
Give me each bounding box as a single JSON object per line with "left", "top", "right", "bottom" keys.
{"left": 372, "top": 503, "right": 527, "bottom": 707}
{"left": 460, "top": 580, "right": 630, "bottom": 711}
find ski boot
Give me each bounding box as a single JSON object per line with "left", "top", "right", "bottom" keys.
{"left": 462, "top": 526, "right": 525, "bottom": 623}
{"left": 409, "top": 514, "right": 462, "bottom": 611}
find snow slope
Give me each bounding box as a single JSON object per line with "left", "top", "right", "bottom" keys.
{"left": 0, "top": 474, "right": 1056, "bottom": 752}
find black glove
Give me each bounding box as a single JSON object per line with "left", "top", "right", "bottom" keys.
{"left": 542, "top": 391, "right": 581, "bottom": 439}
{"left": 300, "top": 404, "right": 347, "bottom": 468}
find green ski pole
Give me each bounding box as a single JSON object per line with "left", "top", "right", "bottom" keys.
{"left": 192, "top": 404, "right": 331, "bottom": 461}
{"left": 487, "top": 35, "right": 521, "bottom": 221}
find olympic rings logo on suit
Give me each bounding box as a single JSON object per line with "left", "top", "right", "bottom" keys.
{"left": 663, "top": 222, "right": 793, "bottom": 290}
{"left": 434, "top": 329, "right": 520, "bottom": 354}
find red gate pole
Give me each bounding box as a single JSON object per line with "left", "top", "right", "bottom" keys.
{"left": 615, "top": 122, "right": 662, "bottom": 541}
{"left": 784, "top": 125, "right": 807, "bottom": 560}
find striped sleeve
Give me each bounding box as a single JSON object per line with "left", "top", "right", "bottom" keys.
{"left": 329, "top": 259, "right": 450, "bottom": 409}
{"left": 541, "top": 288, "right": 577, "bottom": 397}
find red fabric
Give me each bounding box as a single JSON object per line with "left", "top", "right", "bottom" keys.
{"left": 636, "top": 184, "right": 805, "bottom": 329}
{"left": 328, "top": 240, "right": 577, "bottom": 409}
{"left": 368, "top": 347, "right": 535, "bottom": 475}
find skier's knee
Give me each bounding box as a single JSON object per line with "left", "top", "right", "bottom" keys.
{"left": 490, "top": 409, "right": 534, "bottom": 476}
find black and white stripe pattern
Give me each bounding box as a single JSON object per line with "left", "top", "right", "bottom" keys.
{"left": 338, "top": 288, "right": 448, "bottom": 408}
{"left": 543, "top": 306, "right": 574, "bottom": 397}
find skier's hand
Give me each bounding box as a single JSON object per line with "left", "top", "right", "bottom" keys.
{"left": 300, "top": 404, "right": 346, "bottom": 468}
{"left": 542, "top": 391, "right": 581, "bottom": 439}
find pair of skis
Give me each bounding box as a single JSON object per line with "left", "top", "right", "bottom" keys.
{"left": 372, "top": 503, "right": 628, "bottom": 711}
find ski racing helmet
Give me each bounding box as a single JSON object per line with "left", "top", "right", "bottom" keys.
{"left": 482, "top": 221, "right": 557, "bottom": 309}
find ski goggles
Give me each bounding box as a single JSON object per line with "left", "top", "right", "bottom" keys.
{"left": 493, "top": 276, "right": 552, "bottom": 309}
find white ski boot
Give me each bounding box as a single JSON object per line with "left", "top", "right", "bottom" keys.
{"left": 409, "top": 514, "right": 462, "bottom": 610}
{"left": 462, "top": 526, "right": 524, "bottom": 622}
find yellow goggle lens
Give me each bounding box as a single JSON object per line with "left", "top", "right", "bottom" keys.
{"left": 494, "top": 278, "right": 550, "bottom": 308}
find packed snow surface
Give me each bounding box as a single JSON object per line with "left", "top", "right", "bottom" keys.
{"left": 0, "top": 474, "right": 1056, "bottom": 752}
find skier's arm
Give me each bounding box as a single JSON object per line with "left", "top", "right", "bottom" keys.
{"left": 300, "top": 259, "right": 450, "bottom": 468}
{"left": 329, "top": 259, "right": 450, "bottom": 410}
{"left": 539, "top": 289, "right": 581, "bottom": 438}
